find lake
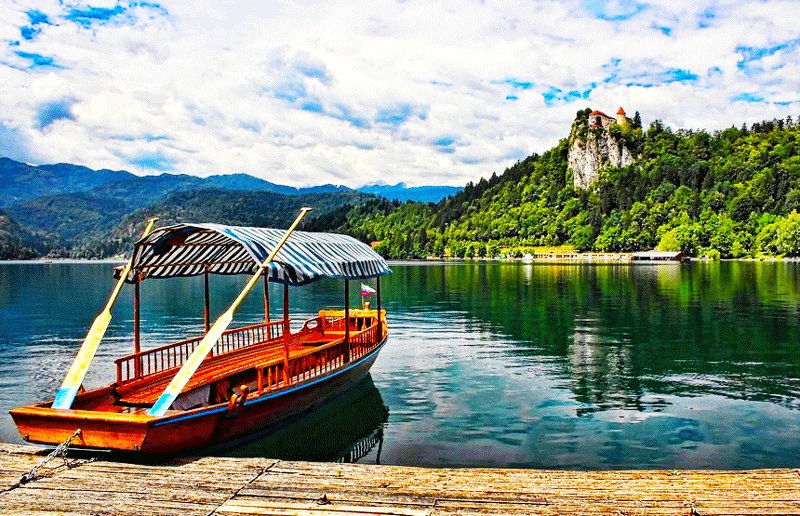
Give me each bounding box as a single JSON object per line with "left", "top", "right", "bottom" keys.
{"left": 1, "top": 260, "right": 799, "bottom": 469}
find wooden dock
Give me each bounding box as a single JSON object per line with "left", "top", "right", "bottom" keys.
{"left": 0, "top": 443, "right": 798, "bottom": 515}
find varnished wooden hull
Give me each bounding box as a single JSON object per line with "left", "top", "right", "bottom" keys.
{"left": 10, "top": 338, "right": 386, "bottom": 455}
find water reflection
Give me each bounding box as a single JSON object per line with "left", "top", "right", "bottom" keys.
{"left": 2, "top": 261, "right": 800, "bottom": 468}
{"left": 569, "top": 316, "right": 645, "bottom": 416}
{"left": 393, "top": 262, "right": 800, "bottom": 415}
{"left": 223, "top": 376, "right": 388, "bottom": 463}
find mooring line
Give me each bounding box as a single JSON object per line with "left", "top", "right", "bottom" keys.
{"left": 13, "top": 430, "right": 97, "bottom": 489}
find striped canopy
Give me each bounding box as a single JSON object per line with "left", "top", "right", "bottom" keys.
{"left": 126, "top": 223, "right": 391, "bottom": 285}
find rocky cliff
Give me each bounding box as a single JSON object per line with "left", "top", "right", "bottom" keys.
{"left": 568, "top": 111, "right": 635, "bottom": 189}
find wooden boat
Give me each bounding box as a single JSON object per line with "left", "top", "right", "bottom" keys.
{"left": 10, "top": 210, "right": 391, "bottom": 454}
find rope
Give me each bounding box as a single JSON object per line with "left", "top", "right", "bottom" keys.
{"left": 20, "top": 429, "right": 88, "bottom": 484}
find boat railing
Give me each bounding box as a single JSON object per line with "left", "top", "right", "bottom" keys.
{"left": 116, "top": 313, "right": 383, "bottom": 391}
{"left": 349, "top": 321, "right": 379, "bottom": 358}
{"left": 256, "top": 320, "right": 383, "bottom": 395}
{"left": 323, "top": 314, "right": 345, "bottom": 328}
{"left": 115, "top": 320, "right": 285, "bottom": 385}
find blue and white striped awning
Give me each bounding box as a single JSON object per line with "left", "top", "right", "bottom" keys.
{"left": 126, "top": 223, "right": 391, "bottom": 285}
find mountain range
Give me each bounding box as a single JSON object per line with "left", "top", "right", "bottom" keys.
{"left": 5, "top": 110, "right": 798, "bottom": 261}
{"left": 0, "top": 157, "right": 460, "bottom": 258}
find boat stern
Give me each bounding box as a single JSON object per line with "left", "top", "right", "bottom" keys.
{"left": 10, "top": 404, "right": 152, "bottom": 452}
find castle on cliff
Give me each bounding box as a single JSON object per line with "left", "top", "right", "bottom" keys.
{"left": 588, "top": 107, "right": 629, "bottom": 129}
{"left": 568, "top": 106, "right": 635, "bottom": 189}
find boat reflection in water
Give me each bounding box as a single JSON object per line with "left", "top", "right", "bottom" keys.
{"left": 222, "top": 375, "right": 388, "bottom": 464}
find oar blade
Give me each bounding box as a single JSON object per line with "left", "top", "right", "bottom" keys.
{"left": 148, "top": 310, "right": 233, "bottom": 416}
{"left": 52, "top": 217, "right": 158, "bottom": 410}
{"left": 52, "top": 310, "right": 112, "bottom": 409}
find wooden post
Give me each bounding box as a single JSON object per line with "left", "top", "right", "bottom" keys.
{"left": 133, "top": 271, "right": 142, "bottom": 379}
{"left": 203, "top": 267, "right": 210, "bottom": 333}
{"left": 344, "top": 280, "right": 350, "bottom": 362}
{"left": 283, "top": 283, "right": 290, "bottom": 385}
{"left": 376, "top": 275, "right": 382, "bottom": 341}
{"left": 263, "top": 271, "right": 270, "bottom": 324}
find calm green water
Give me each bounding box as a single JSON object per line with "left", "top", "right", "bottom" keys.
{"left": 1, "top": 261, "right": 799, "bottom": 469}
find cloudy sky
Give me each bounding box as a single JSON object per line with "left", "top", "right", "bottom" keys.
{"left": 0, "top": 1, "right": 798, "bottom": 187}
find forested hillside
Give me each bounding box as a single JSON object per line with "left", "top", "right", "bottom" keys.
{"left": 4, "top": 113, "right": 800, "bottom": 260}
{"left": 333, "top": 113, "right": 800, "bottom": 259}
{"left": 71, "top": 189, "right": 373, "bottom": 258}
{"left": 0, "top": 210, "right": 38, "bottom": 259}
{"left": 0, "top": 158, "right": 133, "bottom": 207}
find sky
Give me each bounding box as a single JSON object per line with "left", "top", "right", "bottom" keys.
{"left": 0, "top": 1, "right": 799, "bottom": 188}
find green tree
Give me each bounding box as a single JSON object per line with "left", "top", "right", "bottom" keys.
{"left": 777, "top": 211, "right": 800, "bottom": 256}
{"left": 657, "top": 229, "right": 681, "bottom": 252}
{"left": 632, "top": 111, "right": 642, "bottom": 129}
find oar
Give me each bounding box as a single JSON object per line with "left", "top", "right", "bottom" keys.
{"left": 53, "top": 217, "right": 159, "bottom": 409}
{"left": 148, "top": 207, "right": 312, "bottom": 417}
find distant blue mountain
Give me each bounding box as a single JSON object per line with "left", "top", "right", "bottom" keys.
{"left": 0, "top": 158, "right": 355, "bottom": 207}
{"left": 0, "top": 157, "right": 462, "bottom": 257}
{"left": 202, "top": 173, "right": 350, "bottom": 195}
{"left": 0, "top": 157, "right": 134, "bottom": 207}
{"left": 0, "top": 157, "right": 460, "bottom": 206}
{"left": 357, "top": 183, "right": 461, "bottom": 203}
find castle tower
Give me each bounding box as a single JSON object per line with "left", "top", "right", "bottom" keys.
{"left": 616, "top": 107, "right": 627, "bottom": 126}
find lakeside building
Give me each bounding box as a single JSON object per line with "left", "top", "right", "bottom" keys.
{"left": 516, "top": 250, "right": 683, "bottom": 263}
{"left": 630, "top": 250, "right": 684, "bottom": 262}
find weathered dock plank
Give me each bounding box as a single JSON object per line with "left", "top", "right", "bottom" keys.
{"left": 0, "top": 443, "right": 797, "bottom": 515}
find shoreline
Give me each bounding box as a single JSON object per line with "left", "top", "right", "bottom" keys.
{"left": 0, "top": 257, "right": 127, "bottom": 264}
{"left": 1, "top": 256, "right": 798, "bottom": 265}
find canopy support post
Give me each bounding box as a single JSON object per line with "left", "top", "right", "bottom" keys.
{"left": 263, "top": 271, "right": 270, "bottom": 325}
{"left": 283, "top": 283, "right": 290, "bottom": 385}
{"left": 203, "top": 267, "right": 210, "bottom": 333}
{"left": 133, "top": 271, "right": 142, "bottom": 379}
{"left": 344, "top": 280, "right": 350, "bottom": 363}
{"left": 376, "top": 276, "right": 382, "bottom": 342}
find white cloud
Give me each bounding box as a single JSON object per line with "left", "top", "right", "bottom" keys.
{"left": 0, "top": 0, "right": 798, "bottom": 187}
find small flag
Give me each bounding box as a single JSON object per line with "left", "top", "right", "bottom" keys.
{"left": 360, "top": 283, "right": 377, "bottom": 296}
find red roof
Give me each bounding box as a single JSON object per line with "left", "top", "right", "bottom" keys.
{"left": 617, "top": 107, "right": 626, "bottom": 115}
{"left": 590, "top": 110, "right": 609, "bottom": 117}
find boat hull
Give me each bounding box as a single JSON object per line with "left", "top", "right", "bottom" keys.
{"left": 10, "top": 338, "right": 386, "bottom": 455}
{"left": 141, "top": 340, "right": 384, "bottom": 454}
